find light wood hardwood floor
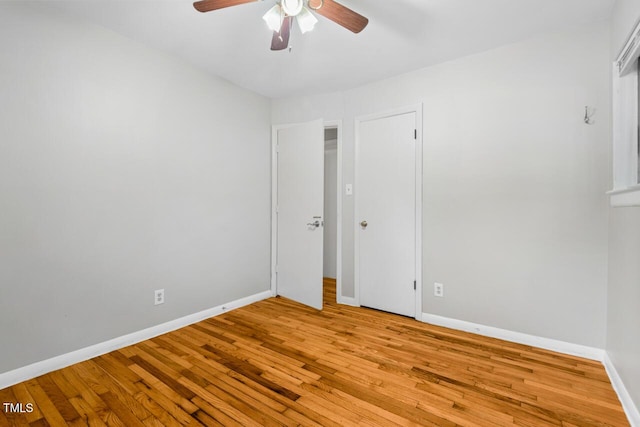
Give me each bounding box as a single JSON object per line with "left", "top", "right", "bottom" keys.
{"left": 0, "top": 279, "right": 629, "bottom": 426}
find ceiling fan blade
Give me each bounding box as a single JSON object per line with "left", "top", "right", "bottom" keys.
{"left": 271, "top": 16, "right": 293, "bottom": 51}
{"left": 311, "top": 0, "right": 368, "bottom": 33}
{"left": 193, "top": 0, "right": 256, "bottom": 13}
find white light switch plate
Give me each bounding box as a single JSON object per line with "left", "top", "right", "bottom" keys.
{"left": 345, "top": 184, "right": 353, "bottom": 196}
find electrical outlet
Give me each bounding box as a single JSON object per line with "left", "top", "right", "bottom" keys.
{"left": 434, "top": 282, "right": 444, "bottom": 297}
{"left": 154, "top": 289, "right": 165, "bottom": 305}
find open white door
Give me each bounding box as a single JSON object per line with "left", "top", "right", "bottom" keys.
{"left": 273, "top": 119, "right": 324, "bottom": 310}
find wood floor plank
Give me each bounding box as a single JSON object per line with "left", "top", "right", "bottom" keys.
{"left": 0, "top": 410, "right": 9, "bottom": 427}
{"left": 99, "top": 392, "right": 145, "bottom": 427}
{"left": 67, "top": 395, "right": 108, "bottom": 427}
{"left": 81, "top": 360, "right": 152, "bottom": 423}
{"left": 127, "top": 364, "right": 200, "bottom": 416}
{"left": 131, "top": 380, "right": 200, "bottom": 426}
{"left": 35, "top": 374, "right": 82, "bottom": 424}
{"left": 22, "top": 379, "right": 69, "bottom": 426}
{"left": 129, "top": 389, "right": 182, "bottom": 427}
{"left": 10, "top": 383, "right": 44, "bottom": 425}
{"left": 1, "top": 280, "right": 630, "bottom": 426}
{"left": 0, "top": 387, "right": 30, "bottom": 427}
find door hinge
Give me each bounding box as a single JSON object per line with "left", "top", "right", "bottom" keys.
{"left": 414, "top": 280, "right": 416, "bottom": 290}
{"left": 414, "top": 129, "right": 417, "bottom": 140}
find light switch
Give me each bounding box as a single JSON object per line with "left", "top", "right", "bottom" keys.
{"left": 345, "top": 184, "right": 353, "bottom": 196}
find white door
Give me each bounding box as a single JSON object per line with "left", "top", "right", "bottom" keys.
{"left": 274, "top": 119, "right": 324, "bottom": 310}
{"left": 357, "top": 111, "right": 418, "bottom": 317}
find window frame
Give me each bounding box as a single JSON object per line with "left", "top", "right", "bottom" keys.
{"left": 609, "top": 21, "right": 640, "bottom": 207}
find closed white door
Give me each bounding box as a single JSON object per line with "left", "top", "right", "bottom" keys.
{"left": 357, "top": 111, "right": 417, "bottom": 317}
{"left": 274, "top": 119, "right": 324, "bottom": 310}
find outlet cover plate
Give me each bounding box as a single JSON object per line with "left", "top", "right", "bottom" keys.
{"left": 434, "top": 283, "right": 444, "bottom": 297}
{"left": 154, "top": 289, "right": 165, "bottom": 305}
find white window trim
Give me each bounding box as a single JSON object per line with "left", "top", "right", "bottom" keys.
{"left": 610, "top": 18, "right": 640, "bottom": 207}
{"left": 616, "top": 17, "right": 640, "bottom": 75}
{"left": 607, "top": 184, "right": 640, "bottom": 207}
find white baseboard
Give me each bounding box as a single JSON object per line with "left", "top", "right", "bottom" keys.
{"left": 603, "top": 353, "right": 640, "bottom": 427}
{"left": 0, "top": 290, "right": 272, "bottom": 390}
{"left": 421, "top": 313, "right": 605, "bottom": 361}
{"left": 337, "top": 296, "right": 359, "bottom": 307}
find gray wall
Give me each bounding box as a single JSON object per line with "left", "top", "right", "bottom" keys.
{"left": 0, "top": 3, "right": 271, "bottom": 374}
{"left": 608, "top": 0, "right": 640, "bottom": 411}
{"left": 273, "top": 22, "right": 611, "bottom": 347}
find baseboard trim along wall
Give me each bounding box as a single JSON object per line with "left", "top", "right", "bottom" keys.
{"left": 0, "top": 289, "right": 272, "bottom": 391}
{"left": 421, "top": 313, "right": 604, "bottom": 360}
{"left": 603, "top": 353, "right": 640, "bottom": 427}
{"left": 337, "top": 296, "right": 359, "bottom": 307}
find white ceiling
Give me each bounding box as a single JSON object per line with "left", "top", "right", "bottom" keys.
{"left": 47, "top": 0, "right": 614, "bottom": 99}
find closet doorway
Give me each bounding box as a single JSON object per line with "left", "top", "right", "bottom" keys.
{"left": 323, "top": 124, "right": 341, "bottom": 302}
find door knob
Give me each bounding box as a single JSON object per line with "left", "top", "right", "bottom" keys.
{"left": 307, "top": 220, "right": 321, "bottom": 228}
{"left": 360, "top": 220, "right": 368, "bottom": 228}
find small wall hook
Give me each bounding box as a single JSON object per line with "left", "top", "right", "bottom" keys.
{"left": 584, "top": 106, "right": 593, "bottom": 125}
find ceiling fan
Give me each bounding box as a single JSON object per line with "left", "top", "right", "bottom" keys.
{"left": 193, "top": 0, "right": 369, "bottom": 51}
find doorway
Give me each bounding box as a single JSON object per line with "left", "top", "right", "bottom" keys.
{"left": 323, "top": 123, "right": 342, "bottom": 304}
{"left": 323, "top": 127, "right": 338, "bottom": 281}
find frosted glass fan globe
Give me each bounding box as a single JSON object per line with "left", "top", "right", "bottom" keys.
{"left": 262, "top": 5, "right": 282, "bottom": 31}
{"left": 281, "top": 0, "right": 303, "bottom": 16}
{"left": 297, "top": 7, "right": 318, "bottom": 33}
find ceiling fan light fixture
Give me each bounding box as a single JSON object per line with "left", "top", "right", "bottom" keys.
{"left": 263, "top": 4, "right": 282, "bottom": 32}
{"left": 296, "top": 7, "right": 318, "bottom": 34}
{"left": 281, "top": 0, "right": 303, "bottom": 17}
